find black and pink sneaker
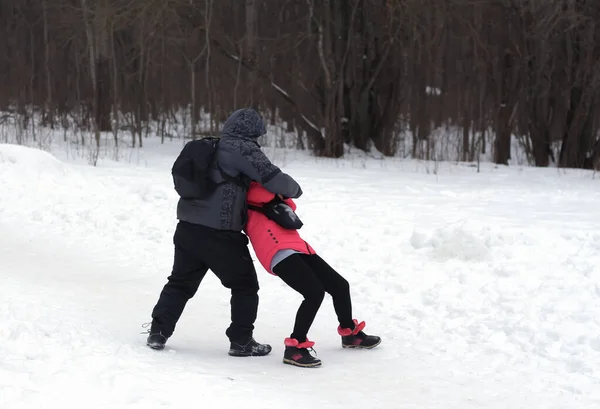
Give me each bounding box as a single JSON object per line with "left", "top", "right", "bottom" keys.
{"left": 283, "top": 338, "right": 322, "bottom": 368}
{"left": 338, "top": 319, "right": 381, "bottom": 349}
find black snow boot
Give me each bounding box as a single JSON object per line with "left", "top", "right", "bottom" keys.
{"left": 283, "top": 338, "right": 322, "bottom": 368}
{"left": 147, "top": 332, "right": 168, "bottom": 350}
{"left": 228, "top": 338, "right": 272, "bottom": 357}
{"left": 142, "top": 322, "right": 168, "bottom": 350}
{"left": 338, "top": 319, "right": 381, "bottom": 349}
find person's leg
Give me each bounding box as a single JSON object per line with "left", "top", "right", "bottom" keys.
{"left": 300, "top": 254, "right": 382, "bottom": 349}
{"left": 202, "top": 229, "right": 269, "bottom": 355}
{"left": 273, "top": 254, "right": 324, "bottom": 368}
{"left": 299, "top": 254, "right": 354, "bottom": 329}
{"left": 149, "top": 222, "right": 209, "bottom": 347}
{"left": 273, "top": 254, "right": 326, "bottom": 343}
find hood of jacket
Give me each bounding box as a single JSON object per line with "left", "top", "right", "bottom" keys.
{"left": 221, "top": 108, "right": 267, "bottom": 141}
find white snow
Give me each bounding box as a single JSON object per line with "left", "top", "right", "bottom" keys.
{"left": 2, "top": 140, "right": 600, "bottom": 409}
{"left": 426, "top": 86, "right": 442, "bottom": 96}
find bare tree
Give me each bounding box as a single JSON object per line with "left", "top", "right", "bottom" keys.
{"left": 1, "top": 0, "right": 600, "bottom": 169}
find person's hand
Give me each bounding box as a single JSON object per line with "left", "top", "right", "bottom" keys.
{"left": 278, "top": 194, "right": 285, "bottom": 200}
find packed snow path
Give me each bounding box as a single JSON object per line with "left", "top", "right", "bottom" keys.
{"left": 1, "top": 142, "right": 600, "bottom": 409}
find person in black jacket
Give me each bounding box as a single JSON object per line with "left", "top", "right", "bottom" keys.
{"left": 146, "top": 108, "right": 302, "bottom": 357}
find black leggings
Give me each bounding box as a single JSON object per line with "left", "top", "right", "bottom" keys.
{"left": 273, "top": 253, "right": 355, "bottom": 342}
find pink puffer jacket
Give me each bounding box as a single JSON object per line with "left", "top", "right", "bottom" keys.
{"left": 245, "top": 182, "right": 315, "bottom": 274}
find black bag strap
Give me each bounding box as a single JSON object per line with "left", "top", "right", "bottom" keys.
{"left": 247, "top": 193, "right": 283, "bottom": 212}
{"left": 198, "top": 137, "right": 245, "bottom": 189}
{"left": 247, "top": 196, "right": 302, "bottom": 230}
{"left": 217, "top": 164, "right": 247, "bottom": 188}
{"left": 247, "top": 204, "right": 264, "bottom": 213}
{"left": 247, "top": 195, "right": 285, "bottom": 214}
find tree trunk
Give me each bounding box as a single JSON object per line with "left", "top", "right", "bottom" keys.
{"left": 190, "top": 62, "right": 197, "bottom": 139}
{"left": 80, "top": 0, "right": 101, "bottom": 159}
{"left": 42, "top": 0, "right": 53, "bottom": 128}
{"left": 245, "top": 0, "right": 257, "bottom": 108}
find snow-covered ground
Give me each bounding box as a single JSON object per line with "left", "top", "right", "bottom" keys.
{"left": 1, "top": 139, "right": 600, "bottom": 409}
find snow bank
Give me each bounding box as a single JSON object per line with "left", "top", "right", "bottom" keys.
{"left": 0, "top": 143, "right": 72, "bottom": 182}
{"left": 410, "top": 220, "right": 506, "bottom": 261}
{"left": 0, "top": 143, "right": 177, "bottom": 265}
{"left": 402, "top": 220, "right": 600, "bottom": 401}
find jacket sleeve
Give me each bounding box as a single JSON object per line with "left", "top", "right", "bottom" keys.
{"left": 232, "top": 143, "right": 303, "bottom": 199}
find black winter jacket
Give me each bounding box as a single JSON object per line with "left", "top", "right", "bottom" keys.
{"left": 176, "top": 108, "right": 302, "bottom": 231}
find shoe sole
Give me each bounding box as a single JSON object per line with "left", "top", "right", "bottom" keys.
{"left": 228, "top": 350, "right": 272, "bottom": 357}
{"left": 147, "top": 342, "right": 165, "bottom": 350}
{"left": 342, "top": 339, "right": 382, "bottom": 349}
{"left": 283, "top": 358, "right": 322, "bottom": 368}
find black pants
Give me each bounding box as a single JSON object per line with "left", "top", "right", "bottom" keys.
{"left": 273, "top": 253, "right": 354, "bottom": 343}
{"left": 151, "top": 221, "right": 259, "bottom": 343}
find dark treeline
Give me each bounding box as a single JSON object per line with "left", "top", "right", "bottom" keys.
{"left": 1, "top": 0, "right": 600, "bottom": 168}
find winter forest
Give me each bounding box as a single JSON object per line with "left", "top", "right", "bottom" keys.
{"left": 1, "top": 0, "right": 600, "bottom": 169}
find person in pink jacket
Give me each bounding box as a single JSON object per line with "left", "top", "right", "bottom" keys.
{"left": 244, "top": 181, "right": 381, "bottom": 368}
